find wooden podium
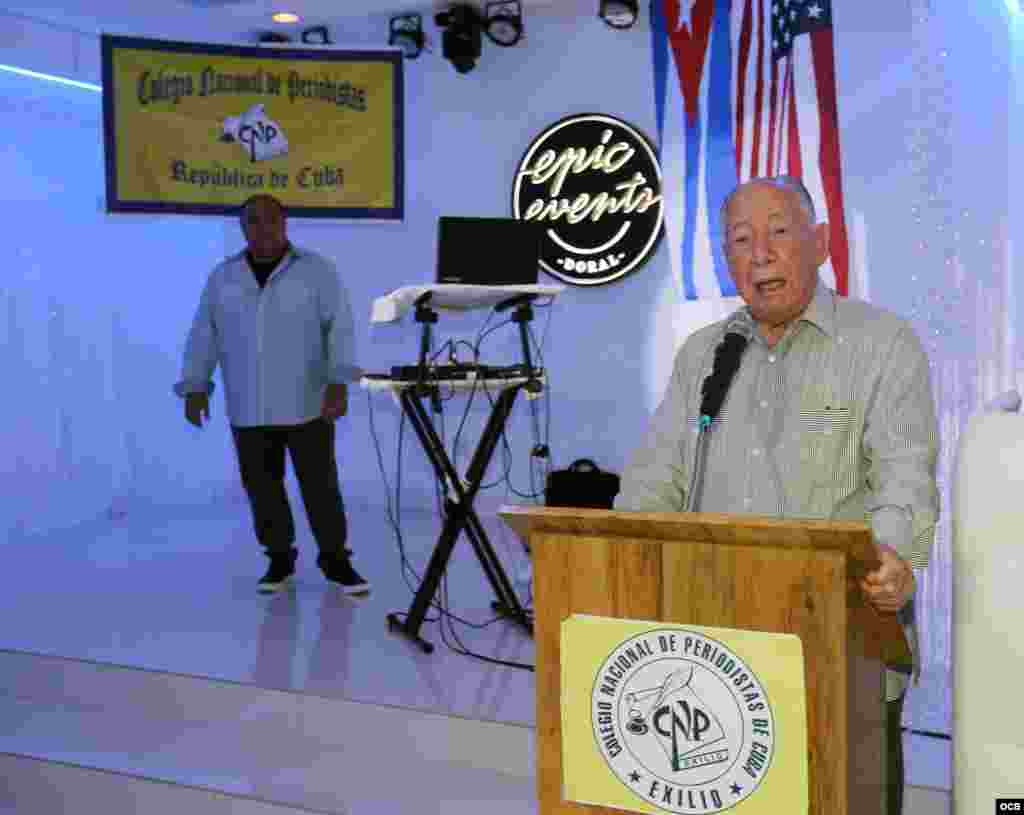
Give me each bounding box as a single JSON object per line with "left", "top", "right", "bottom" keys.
{"left": 499, "top": 506, "right": 910, "bottom": 815}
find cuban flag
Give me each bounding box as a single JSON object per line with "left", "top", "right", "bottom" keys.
{"left": 652, "top": 0, "right": 850, "bottom": 300}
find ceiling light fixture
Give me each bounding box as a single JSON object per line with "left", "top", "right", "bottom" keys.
{"left": 483, "top": 1, "right": 523, "bottom": 47}
{"left": 389, "top": 13, "right": 425, "bottom": 59}
{"left": 434, "top": 4, "right": 482, "bottom": 74}
{"left": 598, "top": 0, "right": 639, "bottom": 29}
{"left": 271, "top": 11, "right": 300, "bottom": 24}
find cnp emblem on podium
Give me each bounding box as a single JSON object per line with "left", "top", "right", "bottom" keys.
{"left": 594, "top": 630, "right": 772, "bottom": 813}
{"left": 562, "top": 616, "right": 808, "bottom": 815}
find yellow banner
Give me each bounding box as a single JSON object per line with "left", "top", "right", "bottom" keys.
{"left": 561, "top": 615, "right": 808, "bottom": 815}
{"left": 101, "top": 36, "right": 403, "bottom": 219}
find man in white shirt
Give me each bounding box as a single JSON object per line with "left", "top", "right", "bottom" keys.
{"left": 175, "top": 194, "right": 368, "bottom": 595}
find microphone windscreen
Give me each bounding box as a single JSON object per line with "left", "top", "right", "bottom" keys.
{"left": 699, "top": 321, "right": 751, "bottom": 420}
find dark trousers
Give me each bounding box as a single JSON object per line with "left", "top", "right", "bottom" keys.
{"left": 230, "top": 418, "right": 347, "bottom": 561}
{"left": 887, "top": 693, "right": 906, "bottom": 815}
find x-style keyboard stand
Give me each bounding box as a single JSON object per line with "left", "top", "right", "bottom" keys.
{"left": 385, "top": 293, "right": 539, "bottom": 653}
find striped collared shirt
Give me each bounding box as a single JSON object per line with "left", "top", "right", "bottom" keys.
{"left": 615, "top": 283, "right": 939, "bottom": 698}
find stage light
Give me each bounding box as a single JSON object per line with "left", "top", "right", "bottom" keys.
{"left": 484, "top": 1, "right": 523, "bottom": 47}
{"left": 389, "top": 13, "right": 425, "bottom": 59}
{"left": 257, "top": 31, "right": 293, "bottom": 44}
{"left": 271, "top": 11, "right": 300, "bottom": 24}
{"left": 599, "top": 0, "right": 639, "bottom": 29}
{"left": 301, "top": 25, "right": 331, "bottom": 45}
{"left": 435, "top": 4, "right": 482, "bottom": 74}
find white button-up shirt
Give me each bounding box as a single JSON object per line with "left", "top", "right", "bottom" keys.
{"left": 175, "top": 246, "right": 359, "bottom": 427}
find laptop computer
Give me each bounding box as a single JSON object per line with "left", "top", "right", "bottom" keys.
{"left": 435, "top": 216, "right": 542, "bottom": 286}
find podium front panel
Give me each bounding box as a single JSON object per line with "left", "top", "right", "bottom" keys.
{"left": 560, "top": 614, "right": 809, "bottom": 814}
{"left": 531, "top": 528, "right": 886, "bottom": 815}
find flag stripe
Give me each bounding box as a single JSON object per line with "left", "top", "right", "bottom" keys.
{"left": 651, "top": 0, "right": 671, "bottom": 149}
{"left": 749, "top": 0, "right": 767, "bottom": 178}
{"left": 786, "top": 61, "right": 803, "bottom": 177}
{"left": 704, "top": 0, "right": 739, "bottom": 296}
{"left": 734, "top": 0, "right": 753, "bottom": 172}
{"left": 671, "top": 0, "right": 714, "bottom": 301}
{"left": 809, "top": 25, "right": 849, "bottom": 296}
{"left": 770, "top": 59, "right": 786, "bottom": 176}
{"left": 769, "top": 54, "right": 780, "bottom": 175}
{"left": 790, "top": 33, "right": 833, "bottom": 288}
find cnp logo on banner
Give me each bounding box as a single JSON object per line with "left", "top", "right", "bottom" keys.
{"left": 512, "top": 113, "right": 664, "bottom": 286}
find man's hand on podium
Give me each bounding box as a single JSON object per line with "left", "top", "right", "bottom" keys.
{"left": 861, "top": 542, "right": 916, "bottom": 614}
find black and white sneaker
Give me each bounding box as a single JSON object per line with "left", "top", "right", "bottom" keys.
{"left": 319, "top": 555, "right": 370, "bottom": 596}
{"left": 258, "top": 551, "right": 296, "bottom": 594}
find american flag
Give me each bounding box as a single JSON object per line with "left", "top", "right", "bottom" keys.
{"left": 652, "top": 0, "right": 849, "bottom": 300}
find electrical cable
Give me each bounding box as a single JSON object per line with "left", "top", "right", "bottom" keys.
{"left": 481, "top": 319, "right": 551, "bottom": 501}
{"left": 436, "top": 573, "right": 534, "bottom": 672}
{"left": 383, "top": 301, "right": 555, "bottom": 670}
{"left": 366, "top": 390, "right": 439, "bottom": 616}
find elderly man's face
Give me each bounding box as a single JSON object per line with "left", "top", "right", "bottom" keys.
{"left": 723, "top": 182, "right": 828, "bottom": 344}
{"left": 242, "top": 197, "right": 288, "bottom": 262}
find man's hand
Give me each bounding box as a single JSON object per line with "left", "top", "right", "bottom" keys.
{"left": 321, "top": 383, "right": 348, "bottom": 421}
{"left": 861, "top": 543, "right": 916, "bottom": 614}
{"left": 185, "top": 393, "right": 210, "bottom": 428}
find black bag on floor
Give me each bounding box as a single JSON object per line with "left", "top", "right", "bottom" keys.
{"left": 544, "top": 459, "right": 620, "bottom": 509}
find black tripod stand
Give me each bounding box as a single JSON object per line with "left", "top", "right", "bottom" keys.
{"left": 387, "top": 292, "right": 539, "bottom": 653}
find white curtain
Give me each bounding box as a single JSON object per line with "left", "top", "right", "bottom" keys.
{"left": 899, "top": 0, "right": 1018, "bottom": 735}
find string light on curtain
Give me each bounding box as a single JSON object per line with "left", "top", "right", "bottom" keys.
{"left": 906, "top": 9, "right": 956, "bottom": 355}
{"left": 902, "top": 0, "right": 959, "bottom": 737}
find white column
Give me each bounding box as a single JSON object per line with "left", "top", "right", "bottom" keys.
{"left": 953, "top": 412, "right": 1024, "bottom": 810}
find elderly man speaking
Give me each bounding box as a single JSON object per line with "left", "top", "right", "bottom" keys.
{"left": 615, "top": 176, "right": 939, "bottom": 815}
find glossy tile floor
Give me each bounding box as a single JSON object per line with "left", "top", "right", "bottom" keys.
{"left": 0, "top": 484, "right": 951, "bottom": 812}
{"left": 0, "top": 493, "right": 537, "bottom": 727}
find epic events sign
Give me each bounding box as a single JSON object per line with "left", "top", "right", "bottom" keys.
{"left": 512, "top": 113, "right": 664, "bottom": 286}
{"left": 101, "top": 35, "right": 404, "bottom": 219}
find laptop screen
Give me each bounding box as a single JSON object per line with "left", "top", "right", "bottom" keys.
{"left": 436, "top": 216, "right": 542, "bottom": 286}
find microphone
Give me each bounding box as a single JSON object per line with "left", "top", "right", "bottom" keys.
{"left": 698, "top": 317, "right": 753, "bottom": 424}
{"left": 687, "top": 316, "right": 752, "bottom": 513}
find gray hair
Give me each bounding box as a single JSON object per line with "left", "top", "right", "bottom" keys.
{"left": 720, "top": 175, "right": 816, "bottom": 225}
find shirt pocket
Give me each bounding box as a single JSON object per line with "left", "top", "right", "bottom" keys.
{"left": 214, "top": 284, "right": 251, "bottom": 331}
{"left": 273, "top": 279, "right": 316, "bottom": 316}
{"left": 796, "top": 404, "right": 854, "bottom": 481}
